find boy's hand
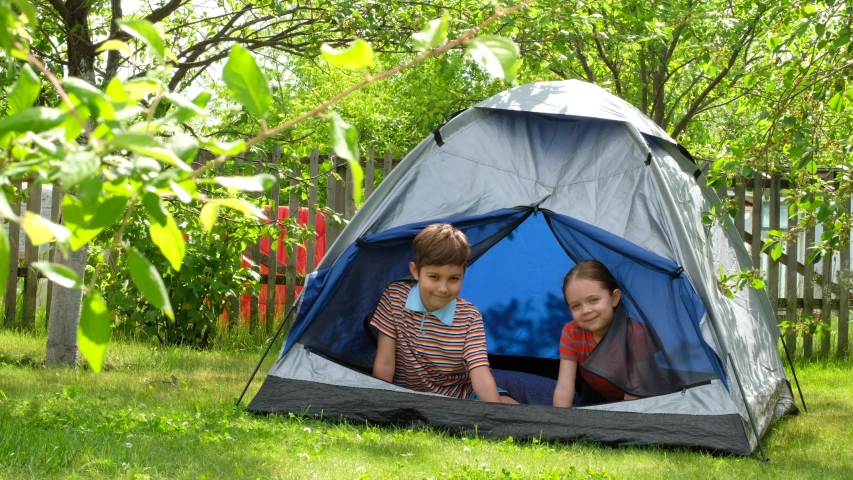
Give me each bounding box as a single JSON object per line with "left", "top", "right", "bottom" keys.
{"left": 373, "top": 333, "right": 397, "bottom": 382}
{"left": 469, "top": 366, "right": 502, "bottom": 403}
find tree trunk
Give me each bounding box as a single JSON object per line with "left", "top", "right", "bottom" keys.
{"left": 45, "top": 244, "right": 87, "bottom": 367}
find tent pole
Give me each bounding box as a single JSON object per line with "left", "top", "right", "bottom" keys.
{"left": 235, "top": 303, "right": 298, "bottom": 408}
{"left": 728, "top": 353, "right": 769, "bottom": 462}
{"left": 779, "top": 336, "right": 807, "bottom": 413}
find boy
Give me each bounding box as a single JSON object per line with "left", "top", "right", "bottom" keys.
{"left": 371, "top": 223, "right": 515, "bottom": 403}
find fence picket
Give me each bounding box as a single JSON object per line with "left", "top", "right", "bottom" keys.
{"left": 23, "top": 182, "right": 42, "bottom": 330}
{"left": 2, "top": 184, "right": 21, "bottom": 326}
{"left": 365, "top": 147, "right": 375, "bottom": 200}
{"left": 750, "top": 175, "right": 764, "bottom": 270}
{"left": 819, "top": 251, "right": 833, "bottom": 357}
{"left": 785, "top": 213, "right": 799, "bottom": 353}
{"left": 249, "top": 161, "right": 262, "bottom": 332}
{"left": 838, "top": 197, "right": 851, "bottom": 357}
{"left": 44, "top": 189, "right": 63, "bottom": 324}
{"left": 802, "top": 225, "right": 816, "bottom": 358}
{"left": 766, "top": 174, "right": 781, "bottom": 322}
{"left": 384, "top": 150, "right": 393, "bottom": 178}
{"left": 326, "top": 154, "right": 338, "bottom": 247}
{"left": 345, "top": 160, "right": 355, "bottom": 220}
{"left": 306, "top": 149, "right": 319, "bottom": 273}
{"left": 285, "top": 174, "right": 299, "bottom": 320}
{"left": 265, "top": 169, "right": 280, "bottom": 332}
{"left": 734, "top": 177, "right": 746, "bottom": 239}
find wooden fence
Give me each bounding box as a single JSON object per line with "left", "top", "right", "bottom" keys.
{"left": 2, "top": 159, "right": 851, "bottom": 358}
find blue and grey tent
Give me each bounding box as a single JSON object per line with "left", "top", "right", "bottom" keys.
{"left": 245, "top": 80, "right": 797, "bottom": 456}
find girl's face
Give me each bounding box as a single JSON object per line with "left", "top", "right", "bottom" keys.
{"left": 564, "top": 278, "right": 621, "bottom": 340}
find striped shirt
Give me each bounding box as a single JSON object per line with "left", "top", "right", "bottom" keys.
{"left": 370, "top": 281, "right": 490, "bottom": 399}
{"left": 559, "top": 319, "right": 652, "bottom": 402}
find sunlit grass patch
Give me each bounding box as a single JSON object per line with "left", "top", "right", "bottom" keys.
{"left": 1, "top": 330, "right": 852, "bottom": 479}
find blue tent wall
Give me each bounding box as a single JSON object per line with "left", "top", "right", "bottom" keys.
{"left": 286, "top": 208, "right": 725, "bottom": 387}
{"left": 461, "top": 213, "right": 573, "bottom": 359}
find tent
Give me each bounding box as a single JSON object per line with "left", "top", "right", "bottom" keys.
{"left": 246, "top": 80, "right": 797, "bottom": 456}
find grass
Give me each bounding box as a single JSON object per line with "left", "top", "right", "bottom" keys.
{"left": 1, "top": 331, "right": 852, "bottom": 479}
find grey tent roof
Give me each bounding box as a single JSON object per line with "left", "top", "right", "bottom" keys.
{"left": 474, "top": 80, "right": 675, "bottom": 144}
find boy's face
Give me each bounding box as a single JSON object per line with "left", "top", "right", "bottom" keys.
{"left": 409, "top": 262, "right": 466, "bottom": 312}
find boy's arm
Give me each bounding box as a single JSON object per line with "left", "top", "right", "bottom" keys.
{"left": 373, "top": 333, "right": 397, "bottom": 383}
{"left": 469, "top": 366, "right": 502, "bottom": 403}
{"left": 553, "top": 359, "right": 577, "bottom": 408}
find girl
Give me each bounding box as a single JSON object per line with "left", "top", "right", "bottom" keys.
{"left": 553, "top": 260, "right": 655, "bottom": 407}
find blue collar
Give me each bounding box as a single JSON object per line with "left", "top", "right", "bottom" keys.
{"left": 405, "top": 283, "right": 458, "bottom": 326}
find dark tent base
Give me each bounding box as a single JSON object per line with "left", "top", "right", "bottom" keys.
{"left": 249, "top": 376, "right": 752, "bottom": 456}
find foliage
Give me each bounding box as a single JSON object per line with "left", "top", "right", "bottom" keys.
{"left": 0, "top": 0, "right": 525, "bottom": 370}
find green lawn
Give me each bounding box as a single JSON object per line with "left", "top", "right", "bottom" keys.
{"left": 1, "top": 331, "right": 852, "bottom": 480}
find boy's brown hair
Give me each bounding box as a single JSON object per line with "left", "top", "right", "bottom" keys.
{"left": 412, "top": 223, "right": 470, "bottom": 269}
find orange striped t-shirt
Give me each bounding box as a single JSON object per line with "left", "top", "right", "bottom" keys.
{"left": 370, "top": 281, "right": 490, "bottom": 399}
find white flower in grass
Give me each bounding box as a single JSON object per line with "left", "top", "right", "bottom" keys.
{"left": 124, "top": 443, "right": 133, "bottom": 449}
{"left": 463, "top": 447, "right": 470, "bottom": 453}
{"left": 297, "top": 453, "right": 310, "bottom": 461}
{"left": 303, "top": 427, "right": 312, "bottom": 433}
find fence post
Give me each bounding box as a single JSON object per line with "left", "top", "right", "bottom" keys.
{"left": 803, "top": 224, "right": 816, "bottom": 359}
{"left": 365, "top": 147, "right": 375, "bottom": 200}
{"left": 766, "top": 173, "right": 781, "bottom": 322}
{"left": 306, "top": 150, "right": 319, "bottom": 273}
{"left": 23, "top": 182, "right": 43, "bottom": 330}
{"left": 819, "top": 251, "right": 833, "bottom": 357}
{"left": 837, "top": 197, "right": 851, "bottom": 357}
{"left": 785, "top": 212, "right": 798, "bottom": 354}
{"left": 750, "top": 174, "right": 764, "bottom": 271}
{"left": 3, "top": 183, "right": 21, "bottom": 327}
{"left": 345, "top": 160, "right": 355, "bottom": 220}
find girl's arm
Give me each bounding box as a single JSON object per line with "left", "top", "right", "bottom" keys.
{"left": 469, "top": 366, "right": 502, "bottom": 402}
{"left": 373, "top": 333, "right": 397, "bottom": 382}
{"left": 553, "top": 359, "right": 578, "bottom": 408}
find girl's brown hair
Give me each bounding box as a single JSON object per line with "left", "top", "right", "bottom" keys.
{"left": 562, "top": 260, "right": 619, "bottom": 301}
{"left": 412, "top": 223, "right": 470, "bottom": 269}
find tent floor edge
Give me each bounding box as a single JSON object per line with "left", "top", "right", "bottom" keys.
{"left": 248, "top": 376, "right": 753, "bottom": 456}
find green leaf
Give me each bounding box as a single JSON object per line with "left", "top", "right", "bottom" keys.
{"left": 192, "top": 91, "right": 212, "bottom": 108}
{"left": 104, "top": 76, "right": 129, "bottom": 104}
{"left": 61, "top": 78, "right": 115, "bottom": 120}
{"left": 96, "top": 39, "right": 131, "bottom": 55}
{"left": 222, "top": 44, "right": 271, "bottom": 119}
{"left": 127, "top": 247, "right": 174, "bottom": 320}
{"left": 144, "top": 196, "right": 185, "bottom": 271}
{"left": 0, "top": 107, "right": 67, "bottom": 136}
{"left": 21, "top": 212, "right": 71, "bottom": 246}
{"left": 213, "top": 174, "right": 276, "bottom": 192}
{"left": 57, "top": 151, "right": 101, "bottom": 189}
{"left": 330, "top": 112, "right": 359, "bottom": 161}
{"left": 211, "top": 198, "right": 266, "bottom": 219}
{"left": 118, "top": 19, "right": 165, "bottom": 62}
{"left": 412, "top": 14, "right": 449, "bottom": 52}
{"left": 87, "top": 195, "right": 128, "bottom": 229}
{"left": 0, "top": 228, "right": 9, "bottom": 296}
{"left": 78, "top": 291, "right": 111, "bottom": 373}
{"left": 31, "top": 261, "right": 83, "bottom": 288}
{"left": 320, "top": 39, "right": 375, "bottom": 69}
{"left": 467, "top": 35, "right": 520, "bottom": 82}
{"left": 771, "top": 243, "right": 783, "bottom": 261}
{"left": 828, "top": 92, "right": 845, "bottom": 113}
{"left": 200, "top": 202, "right": 219, "bottom": 232}
{"left": 110, "top": 134, "right": 192, "bottom": 172}
{"left": 751, "top": 278, "right": 765, "bottom": 290}
{"left": 163, "top": 92, "right": 205, "bottom": 123}
{"left": 166, "top": 133, "right": 199, "bottom": 165}
{"left": 203, "top": 139, "right": 245, "bottom": 156}
{"left": 8, "top": 64, "right": 40, "bottom": 114}
{"left": 348, "top": 159, "right": 364, "bottom": 204}
{"left": 12, "top": 0, "right": 37, "bottom": 26}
